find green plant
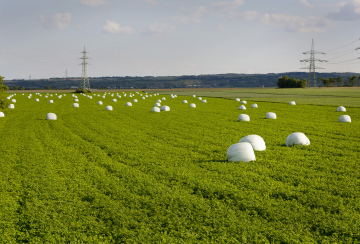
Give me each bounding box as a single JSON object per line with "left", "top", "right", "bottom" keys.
{"left": 0, "top": 76, "right": 9, "bottom": 109}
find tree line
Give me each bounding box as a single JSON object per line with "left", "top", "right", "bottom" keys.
{"left": 318, "top": 76, "right": 359, "bottom": 87}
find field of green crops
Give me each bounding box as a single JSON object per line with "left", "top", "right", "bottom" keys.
{"left": 0, "top": 89, "right": 360, "bottom": 243}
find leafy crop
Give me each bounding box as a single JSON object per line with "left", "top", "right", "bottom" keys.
{"left": 0, "top": 90, "right": 359, "bottom": 243}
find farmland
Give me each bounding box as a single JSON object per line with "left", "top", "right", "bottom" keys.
{"left": 0, "top": 88, "right": 360, "bottom": 243}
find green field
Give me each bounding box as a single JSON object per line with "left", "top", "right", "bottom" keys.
{"left": 0, "top": 89, "right": 360, "bottom": 243}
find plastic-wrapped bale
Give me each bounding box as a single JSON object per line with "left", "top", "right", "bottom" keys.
{"left": 182, "top": 100, "right": 188, "bottom": 103}
{"left": 237, "top": 114, "right": 250, "bottom": 122}
{"left": 46, "top": 113, "right": 57, "bottom": 120}
{"left": 289, "top": 101, "right": 296, "bottom": 105}
{"left": 161, "top": 105, "right": 170, "bottom": 111}
{"left": 239, "top": 105, "right": 246, "bottom": 110}
{"left": 112, "top": 99, "right": 117, "bottom": 102}
{"left": 49, "top": 100, "right": 54, "bottom": 104}
{"left": 35, "top": 98, "right": 40, "bottom": 102}
{"left": 251, "top": 104, "right": 258, "bottom": 108}
{"left": 105, "top": 105, "right": 113, "bottom": 111}
{"left": 133, "top": 99, "right": 138, "bottom": 102}
{"left": 11, "top": 99, "right": 16, "bottom": 103}
{"left": 97, "top": 101, "right": 103, "bottom": 105}
{"left": 286, "top": 132, "right": 310, "bottom": 146}
{"left": 74, "top": 99, "right": 79, "bottom": 102}
{"left": 337, "top": 106, "right": 346, "bottom": 112}
{"left": 241, "top": 100, "right": 247, "bottom": 104}
{"left": 339, "top": 115, "right": 351, "bottom": 123}
{"left": 152, "top": 107, "right": 160, "bottom": 112}
{"left": 266, "top": 112, "right": 276, "bottom": 119}
{"left": 72, "top": 103, "right": 79, "bottom": 108}
{"left": 192, "top": 95, "right": 196, "bottom": 97}
{"left": 235, "top": 98, "right": 240, "bottom": 102}
{"left": 8, "top": 104, "right": 14, "bottom": 109}
{"left": 162, "top": 97, "right": 166, "bottom": 100}
{"left": 155, "top": 103, "right": 161, "bottom": 107}
{"left": 141, "top": 97, "right": 145, "bottom": 100}
{"left": 126, "top": 102, "right": 132, "bottom": 106}
{"left": 239, "top": 135, "right": 266, "bottom": 151}
{"left": 190, "top": 103, "right": 196, "bottom": 108}
{"left": 227, "top": 142, "right": 255, "bottom": 162}
{"left": 0, "top": 112, "right": 4, "bottom": 117}
{"left": 202, "top": 99, "right": 207, "bottom": 103}
{"left": 198, "top": 97, "right": 202, "bottom": 100}
{"left": 156, "top": 99, "right": 161, "bottom": 103}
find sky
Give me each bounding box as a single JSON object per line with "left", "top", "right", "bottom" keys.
{"left": 1, "top": 0, "right": 360, "bottom": 80}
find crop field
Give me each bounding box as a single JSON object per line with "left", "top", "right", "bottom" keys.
{"left": 0, "top": 89, "right": 360, "bottom": 243}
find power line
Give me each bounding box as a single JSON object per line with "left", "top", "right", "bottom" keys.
{"left": 323, "top": 38, "right": 360, "bottom": 53}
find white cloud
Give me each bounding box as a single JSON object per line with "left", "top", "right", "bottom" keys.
{"left": 242, "top": 11, "right": 259, "bottom": 20}
{"left": 142, "top": 22, "right": 175, "bottom": 36}
{"left": 211, "top": 0, "right": 244, "bottom": 12}
{"left": 171, "top": 6, "right": 206, "bottom": 24}
{"left": 327, "top": 0, "right": 360, "bottom": 20}
{"left": 300, "top": 0, "right": 314, "bottom": 8}
{"left": 40, "top": 13, "right": 72, "bottom": 31}
{"left": 103, "top": 20, "right": 134, "bottom": 34}
{"left": 262, "top": 14, "right": 330, "bottom": 33}
{"left": 144, "top": 0, "right": 158, "bottom": 5}
{"left": 81, "top": 0, "right": 108, "bottom": 7}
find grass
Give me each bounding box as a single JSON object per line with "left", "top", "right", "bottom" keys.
{"left": 0, "top": 90, "right": 359, "bottom": 243}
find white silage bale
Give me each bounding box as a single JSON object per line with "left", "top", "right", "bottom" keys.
{"left": 192, "top": 95, "right": 196, "bottom": 97}
{"left": 49, "top": 100, "right": 54, "bottom": 103}
{"left": 241, "top": 100, "right": 247, "bottom": 104}
{"left": 72, "top": 103, "right": 79, "bottom": 108}
{"left": 183, "top": 100, "right": 188, "bottom": 103}
{"left": 227, "top": 142, "right": 255, "bottom": 162}
{"left": 11, "top": 99, "right": 16, "bottom": 103}
{"left": 251, "top": 104, "right": 258, "bottom": 108}
{"left": 266, "top": 112, "right": 276, "bottom": 119}
{"left": 162, "top": 97, "right": 166, "bottom": 100}
{"left": 160, "top": 105, "right": 170, "bottom": 111}
{"left": 112, "top": 99, "right": 117, "bottom": 102}
{"left": 97, "top": 101, "right": 103, "bottom": 105}
{"left": 141, "top": 97, "right": 145, "bottom": 100}
{"left": 289, "top": 101, "right": 296, "bottom": 105}
{"left": 46, "top": 113, "right": 57, "bottom": 120}
{"left": 105, "top": 106, "right": 113, "bottom": 111}
{"left": 190, "top": 103, "right": 196, "bottom": 108}
{"left": 237, "top": 114, "right": 250, "bottom": 122}
{"left": 126, "top": 102, "right": 132, "bottom": 106}
{"left": 202, "top": 99, "right": 207, "bottom": 103}
{"left": 152, "top": 107, "right": 160, "bottom": 112}
{"left": 155, "top": 103, "right": 161, "bottom": 107}
{"left": 239, "top": 105, "right": 246, "bottom": 110}
{"left": 285, "top": 132, "right": 310, "bottom": 146}
{"left": 239, "top": 135, "right": 266, "bottom": 151}
{"left": 8, "top": 104, "right": 14, "bottom": 109}
{"left": 337, "top": 106, "right": 346, "bottom": 112}
{"left": 235, "top": 98, "right": 240, "bottom": 102}
{"left": 198, "top": 97, "right": 202, "bottom": 100}
{"left": 35, "top": 98, "right": 39, "bottom": 102}
{"left": 133, "top": 99, "right": 138, "bottom": 102}
{"left": 157, "top": 99, "right": 161, "bottom": 103}
{"left": 0, "top": 112, "right": 4, "bottom": 117}
{"left": 339, "top": 115, "right": 351, "bottom": 123}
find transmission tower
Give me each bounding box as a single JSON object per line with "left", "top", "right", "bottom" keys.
{"left": 300, "top": 39, "right": 327, "bottom": 87}
{"left": 79, "top": 46, "right": 90, "bottom": 91}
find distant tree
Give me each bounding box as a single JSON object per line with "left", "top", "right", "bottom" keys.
{"left": 277, "top": 76, "right": 306, "bottom": 88}
{"left": 19, "top": 87, "right": 25, "bottom": 90}
{"left": 0, "top": 76, "right": 10, "bottom": 109}
{"left": 346, "top": 76, "right": 357, "bottom": 87}
{"left": 13, "top": 86, "right": 19, "bottom": 90}
{"left": 45, "top": 86, "right": 51, "bottom": 90}
{"left": 335, "top": 77, "right": 344, "bottom": 87}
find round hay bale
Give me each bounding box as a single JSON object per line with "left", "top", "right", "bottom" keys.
{"left": 141, "top": 97, "right": 145, "bottom": 100}
{"left": 0, "top": 112, "right": 4, "bottom": 117}
{"left": 133, "top": 99, "right": 138, "bottom": 102}
{"left": 35, "top": 98, "right": 40, "bottom": 102}
{"left": 337, "top": 106, "right": 346, "bottom": 112}
{"left": 152, "top": 107, "right": 160, "bottom": 112}
{"left": 202, "top": 99, "right": 207, "bottom": 103}
{"left": 156, "top": 99, "right": 161, "bottom": 103}
{"left": 105, "top": 105, "right": 113, "bottom": 111}
{"left": 182, "top": 100, "right": 188, "bottom": 103}
{"left": 46, "top": 113, "right": 57, "bottom": 120}
{"left": 286, "top": 132, "right": 310, "bottom": 146}
{"left": 97, "top": 101, "right": 103, "bottom": 105}
{"left": 126, "top": 102, "right": 132, "bottom": 106}
{"left": 239, "top": 135, "right": 266, "bottom": 151}
{"left": 237, "top": 114, "right": 250, "bottom": 122}
{"left": 8, "top": 104, "right": 14, "bottom": 109}
{"left": 192, "top": 95, "right": 196, "bottom": 97}
{"left": 160, "top": 105, "right": 170, "bottom": 111}
{"left": 227, "top": 142, "right": 255, "bottom": 162}
{"left": 239, "top": 105, "right": 246, "bottom": 110}
{"left": 289, "top": 101, "right": 296, "bottom": 105}
{"left": 155, "top": 103, "right": 161, "bottom": 107}
{"left": 235, "top": 98, "right": 240, "bottom": 102}
{"left": 241, "top": 100, "right": 247, "bottom": 104}
{"left": 190, "top": 103, "right": 196, "bottom": 108}
{"left": 198, "top": 97, "right": 202, "bottom": 100}
{"left": 162, "top": 97, "right": 166, "bottom": 100}
{"left": 251, "top": 103, "right": 258, "bottom": 108}
{"left": 112, "top": 99, "right": 117, "bottom": 102}
{"left": 11, "top": 99, "right": 16, "bottom": 103}
{"left": 339, "top": 115, "right": 351, "bottom": 123}
{"left": 74, "top": 99, "right": 79, "bottom": 102}
{"left": 72, "top": 103, "right": 79, "bottom": 108}
{"left": 49, "top": 100, "right": 54, "bottom": 104}
{"left": 266, "top": 112, "right": 276, "bottom": 119}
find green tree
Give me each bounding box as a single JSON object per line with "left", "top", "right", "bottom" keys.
{"left": 0, "top": 76, "right": 10, "bottom": 109}
{"left": 13, "top": 86, "right": 19, "bottom": 90}
{"left": 336, "top": 77, "right": 344, "bottom": 87}
{"left": 346, "top": 76, "right": 357, "bottom": 87}
{"left": 277, "top": 76, "right": 306, "bottom": 88}
{"left": 45, "top": 86, "right": 51, "bottom": 90}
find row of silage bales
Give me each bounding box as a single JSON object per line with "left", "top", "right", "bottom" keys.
{"left": 336, "top": 106, "right": 351, "bottom": 122}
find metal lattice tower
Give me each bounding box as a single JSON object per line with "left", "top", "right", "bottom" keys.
{"left": 300, "top": 39, "right": 327, "bottom": 87}
{"left": 79, "top": 46, "right": 90, "bottom": 91}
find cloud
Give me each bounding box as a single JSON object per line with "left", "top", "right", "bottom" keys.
{"left": 142, "top": 22, "right": 175, "bottom": 36}
{"left": 144, "top": 0, "right": 158, "bottom": 5}
{"left": 327, "top": 0, "right": 360, "bottom": 20}
{"left": 81, "top": 0, "right": 108, "bottom": 7}
{"left": 300, "top": 0, "right": 314, "bottom": 8}
{"left": 242, "top": 11, "right": 259, "bottom": 20}
{"left": 262, "top": 14, "right": 330, "bottom": 32}
{"left": 171, "top": 6, "right": 206, "bottom": 24}
{"left": 103, "top": 20, "right": 134, "bottom": 34}
{"left": 211, "top": 0, "right": 244, "bottom": 11}
{"left": 40, "top": 13, "right": 72, "bottom": 31}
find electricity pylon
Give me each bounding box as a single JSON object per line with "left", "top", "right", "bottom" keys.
{"left": 79, "top": 46, "right": 90, "bottom": 91}
{"left": 300, "top": 39, "right": 327, "bottom": 87}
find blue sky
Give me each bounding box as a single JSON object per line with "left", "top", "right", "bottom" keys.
{"left": 1, "top": 0, "right": 360, "bottom": 79}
